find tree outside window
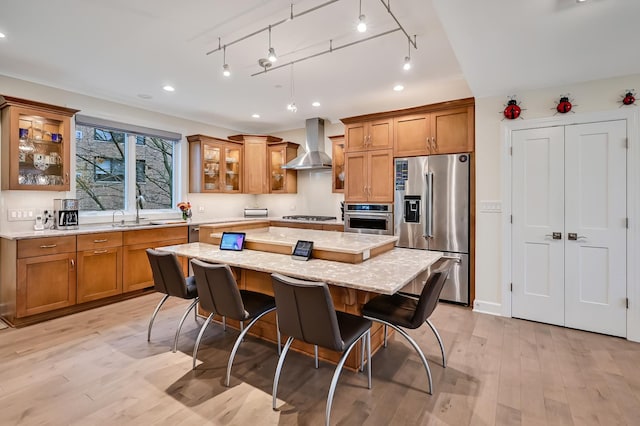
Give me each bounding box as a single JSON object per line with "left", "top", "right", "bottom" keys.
{"left": 75, "top": 125, "right": 174, "bottom": 211}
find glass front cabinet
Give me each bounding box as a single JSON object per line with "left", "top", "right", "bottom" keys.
{"left": 1, "top": 96, "right": 79, "bottom": 191}
{"left": 187, "top": 134, "right": 243, "bottom": 193}
{"left": 268, "top": 141, "right": 298, "bottom": 193}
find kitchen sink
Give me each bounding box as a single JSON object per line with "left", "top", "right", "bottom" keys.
{"left": 111, "top": 221, "right": 159, "bottom": 228}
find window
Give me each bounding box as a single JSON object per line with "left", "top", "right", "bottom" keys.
{"left": 75, "top": 120, "right": 179, "bottom": 212}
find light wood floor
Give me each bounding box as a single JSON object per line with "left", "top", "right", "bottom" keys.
{"left": 1, "top": 294, "right": 639, "bottom": 426}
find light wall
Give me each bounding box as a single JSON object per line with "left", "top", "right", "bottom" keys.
{"left": 0, "top": 75, "right": 347, "bottom": 233}
{"left": 0, "top": 74, "right": 255, "bottom": 233}
{"left": 474, "top": 73, "right": 640, "bottom": 312}
{"left": 256, "top": 122, "right": 345, "bottom": 218}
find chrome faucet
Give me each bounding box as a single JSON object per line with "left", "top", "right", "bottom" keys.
{"left": 112, "top": 210, "right": 125, "bottom": 226}
{"left": 136, "top": 195, "right": 145, "bottom": 224}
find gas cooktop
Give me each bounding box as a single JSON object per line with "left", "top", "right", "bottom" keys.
{"left": 281, "top": 215, "right": 337, "bottom": 221}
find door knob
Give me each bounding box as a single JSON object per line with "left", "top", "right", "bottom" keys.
{"left": 568, "top": 233, "right": 587, "bottom": 241}
{"left": 545, "top": 232, "right": 562, "bottom": 240}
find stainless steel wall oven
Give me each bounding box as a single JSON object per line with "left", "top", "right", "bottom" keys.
{"left": 343, "top": 203, "right": 393, "bottom": 235}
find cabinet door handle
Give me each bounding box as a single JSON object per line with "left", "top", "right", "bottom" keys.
{"left": 40, "top": 244, "right": 57, "bottom": 249}
{"left": 93, "top": 239, "right": 108, "bottom": 243}
{"left": 93, "top": 249, "right": 108, "bottom": 254}
{"left": 64, "top": 172, "right": 69, "bottom": 184}
{"left": 70, "top": 259, "right": 75, "bottom": 269}
{"left": 432, "top": 137, "right": 438, "bottom": 152}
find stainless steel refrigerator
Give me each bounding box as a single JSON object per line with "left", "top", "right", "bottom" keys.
{"left": 394, "top": 154, "right": 470, "bottom": 304}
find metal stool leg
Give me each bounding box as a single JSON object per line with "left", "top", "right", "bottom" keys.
{"left": 172, "top": 298, "right": 199, "bottom": 353}
{"left": 148, "top": 294, "right": 169, "bottom": 342}
{"left": 193, "top": 313, "right": 214, "bottom": 369}
{"left": 272, "top": 336, "right": 294, "bottom": 410}
{"left": 314, "top": 345, "right": 319, "bottom": 369}
{"left": 383, "top": 324, "right": 388, "bottom": 347}
{"left": 325, "top": 332, "right": 369, "bottom": 426}
{"left": 426, "top": 319, "right": 446, "bottom": 368}
{"left": 225, "top": 308, "right": 275, "bottom": 386}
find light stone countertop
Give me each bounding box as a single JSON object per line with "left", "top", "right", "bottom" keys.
{"left": 0, "top": 217, "right": 254, "bottom": 240}
{"left": 211, "top": 226, "right": 397, "bottom": 255}
{"left": 158, "top": 242, "right": 442, "bottom": 295}
{"left": 270, "top": 217, "right": 344, "bottom": 226}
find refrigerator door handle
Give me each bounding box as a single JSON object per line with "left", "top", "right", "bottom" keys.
{"left": 425, "top": 172, "right": 434, "bottom": 238}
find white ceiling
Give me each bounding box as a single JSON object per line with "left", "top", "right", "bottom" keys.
{"left": 0, "top": 0, "right": 637, "bottom": 133}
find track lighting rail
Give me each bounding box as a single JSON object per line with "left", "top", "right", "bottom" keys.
{"left": 250, "top": 28, "right": 400, "bottom": 76}
{"left": 205, "top": 0, "right": 341, "bottom": 56}
{"left": 379, "top": 0, "right": 417, "bottom": 49}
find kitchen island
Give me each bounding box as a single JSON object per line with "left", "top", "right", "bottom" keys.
{"left": 158, "top": 236, "right": 442, "bottom": 370}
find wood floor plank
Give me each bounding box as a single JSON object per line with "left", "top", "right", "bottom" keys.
{"left": 1, "top": 294, "right": 640, "bottom": 425}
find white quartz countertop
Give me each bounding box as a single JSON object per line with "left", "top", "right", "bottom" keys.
{"left": 211, "top": 226, "right": 397, "bottom": 255}
{"left": 0, "top": 216, "right": 254, "bottom": 240}
{"left": 270, "top": 217, "right": 344, "bottom": 226}
{"left": 158, "top": 242, "right": 442, "bottom": 295}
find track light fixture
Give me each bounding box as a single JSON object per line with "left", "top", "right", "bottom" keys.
{"left": 357, "top": 0, "right": 367, "bottom": 33}
{"left": 287, "top": 63, "right": 297, "bottom": 113}
{"left": 403, "top": 38, "right": 411, "bottom": 71}
{"left": 222, "top": 45, "right": 231, "bottom": 77}
{"left": 268, "top": 25, "right": 278, "bottom": 62}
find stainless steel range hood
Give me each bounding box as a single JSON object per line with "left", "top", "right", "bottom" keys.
{"left": 282, "top": 118, "right": 332, "bottom": 170}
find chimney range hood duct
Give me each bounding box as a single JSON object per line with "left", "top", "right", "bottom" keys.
{"left": 282, "top": 118, "right": 332, "bottom": 170}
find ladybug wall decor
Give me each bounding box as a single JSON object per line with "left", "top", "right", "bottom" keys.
{"left": 621, "top": 89, "right": 636, "bottom": 106}
{"left": 503, "top": 97, "right": 522, "bottom": 119}
{"left": 555, "top": 94, "right": 575, "bottom": 114}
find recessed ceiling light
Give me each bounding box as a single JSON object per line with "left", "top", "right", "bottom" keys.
{"left": 162, "top": 85, "right": 175, "bottom": 92}
{"left": 252, "top": 114, "right": 260, "bottom": 118}
{"left": 312, "top": 101, "right": 321, "bottom": 107}
{"left": 393, "top": 84, "right": 404, "bottom": 92}
{"left": 137, "top": 93, "right": 153, "bottom": 100}
{"left": 0, "top": 32, "right": 6, "bottom": 38}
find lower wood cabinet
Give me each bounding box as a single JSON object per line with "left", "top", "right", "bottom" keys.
{"left": 1, "top": 226, "right": 188, "bottom": 326}
{"left": 16, "top": 236, "right": 77, "bottom": 317}
{"left": 122, "top": 227, "right": 188, "bottom": 293}
{"left": 76, "top": 232, "right": 123, "bottom": 303}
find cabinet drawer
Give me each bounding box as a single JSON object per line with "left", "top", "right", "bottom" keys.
{"left": 77, "top": 232, "right": 123, "bottom": 251}
{"left": 123, "top": 226, "right": 186, "bottom": 245}
{"left": 17, "top": 236, "right": 76, "bottom": 258}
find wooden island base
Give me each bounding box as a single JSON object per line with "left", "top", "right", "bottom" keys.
{"left": 198, "top": 267, "right": 390, "bottom": 371}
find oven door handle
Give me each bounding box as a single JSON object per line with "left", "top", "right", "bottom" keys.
{"left": 346, "top": 213, "right": 391, "bottom": 220}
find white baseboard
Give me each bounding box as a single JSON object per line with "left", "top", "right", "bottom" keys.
{"left": 473, "top": 300, "right": 503, "bottom": 316}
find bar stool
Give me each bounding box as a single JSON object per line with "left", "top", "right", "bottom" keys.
{"left": 146, "top": 249, "right": 199, "bottom": 353}
{"left": 270, "top": 273, "right": 372, "bottom": 426}
{"left": 361, "top": 259, "right": 453, "bottom": 394}
{"left": 190, "top": 260, "right": 279, "bottom": 386}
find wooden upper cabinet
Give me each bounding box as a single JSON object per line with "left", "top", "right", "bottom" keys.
{"left": 344, "top": 149, "right": 393, "bottom": 203}
{"left": 367, "top": 150, "right": 394, "bottom": 203}
{"left": 344, "top": 151, "right": 367, "bottom": 202}
{"left": 1, "top": 96, "right": 79, "bottom": 191}
{"left": 344, "top": 119, "right": 393, "bottom": 152}
{"left": 268, "top": 142, "right": 298, "bottom": 193}
{"left": 187, "top": 134, "right": 243, "bottom": 193}
{"left": 228, "top": 134, "right": 289, "bottom": 195}
{"left": 394, "top": 106, "right": 474, "bottom": 157}
{"left": 329, "top": 135, "right": 345, "bottom": 193}
{"left": 431, "top": 106, "right": 474, "bottom": 155}
{"left": 394, "top": 113, "right": 431, "bottom": 157}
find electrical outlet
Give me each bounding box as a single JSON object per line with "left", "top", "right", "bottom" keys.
{"left": 8, "top": 208, "right": 36, "bottom": 221}
{"left": 198, "top": 205, "right": 205, "bottom": 213}
{"left": 479, "top": 201, "right": 502, "bottom": 213}
{"left": 289, "top": 204, "right": 296, "bottom": 211}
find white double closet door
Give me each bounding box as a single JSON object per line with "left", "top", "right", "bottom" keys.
{"left": 511, "top": 120, "right": 627, "bottom": 337}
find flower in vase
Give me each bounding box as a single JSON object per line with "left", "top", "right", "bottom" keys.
{"left": 177, "top": 201, "right": 192, "bottom": 221}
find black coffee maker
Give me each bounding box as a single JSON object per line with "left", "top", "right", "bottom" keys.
{"left": 53, "top": 199, "right": 79, "bottom": 230}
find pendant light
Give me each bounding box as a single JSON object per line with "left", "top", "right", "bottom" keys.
{"left": 287, "top": 63, "right": 297, "bottom": 112}
{"left": 357, "top": 0, "right": 367, "bottom": 33}
{"left": 403, "top": 39, "right": 411, "bottom": 71}
{"left": 222, "top": 45, "right": 231, "bottom": 77}
{"left": 267, "top": 25, "right": 278, "bottom": 62}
